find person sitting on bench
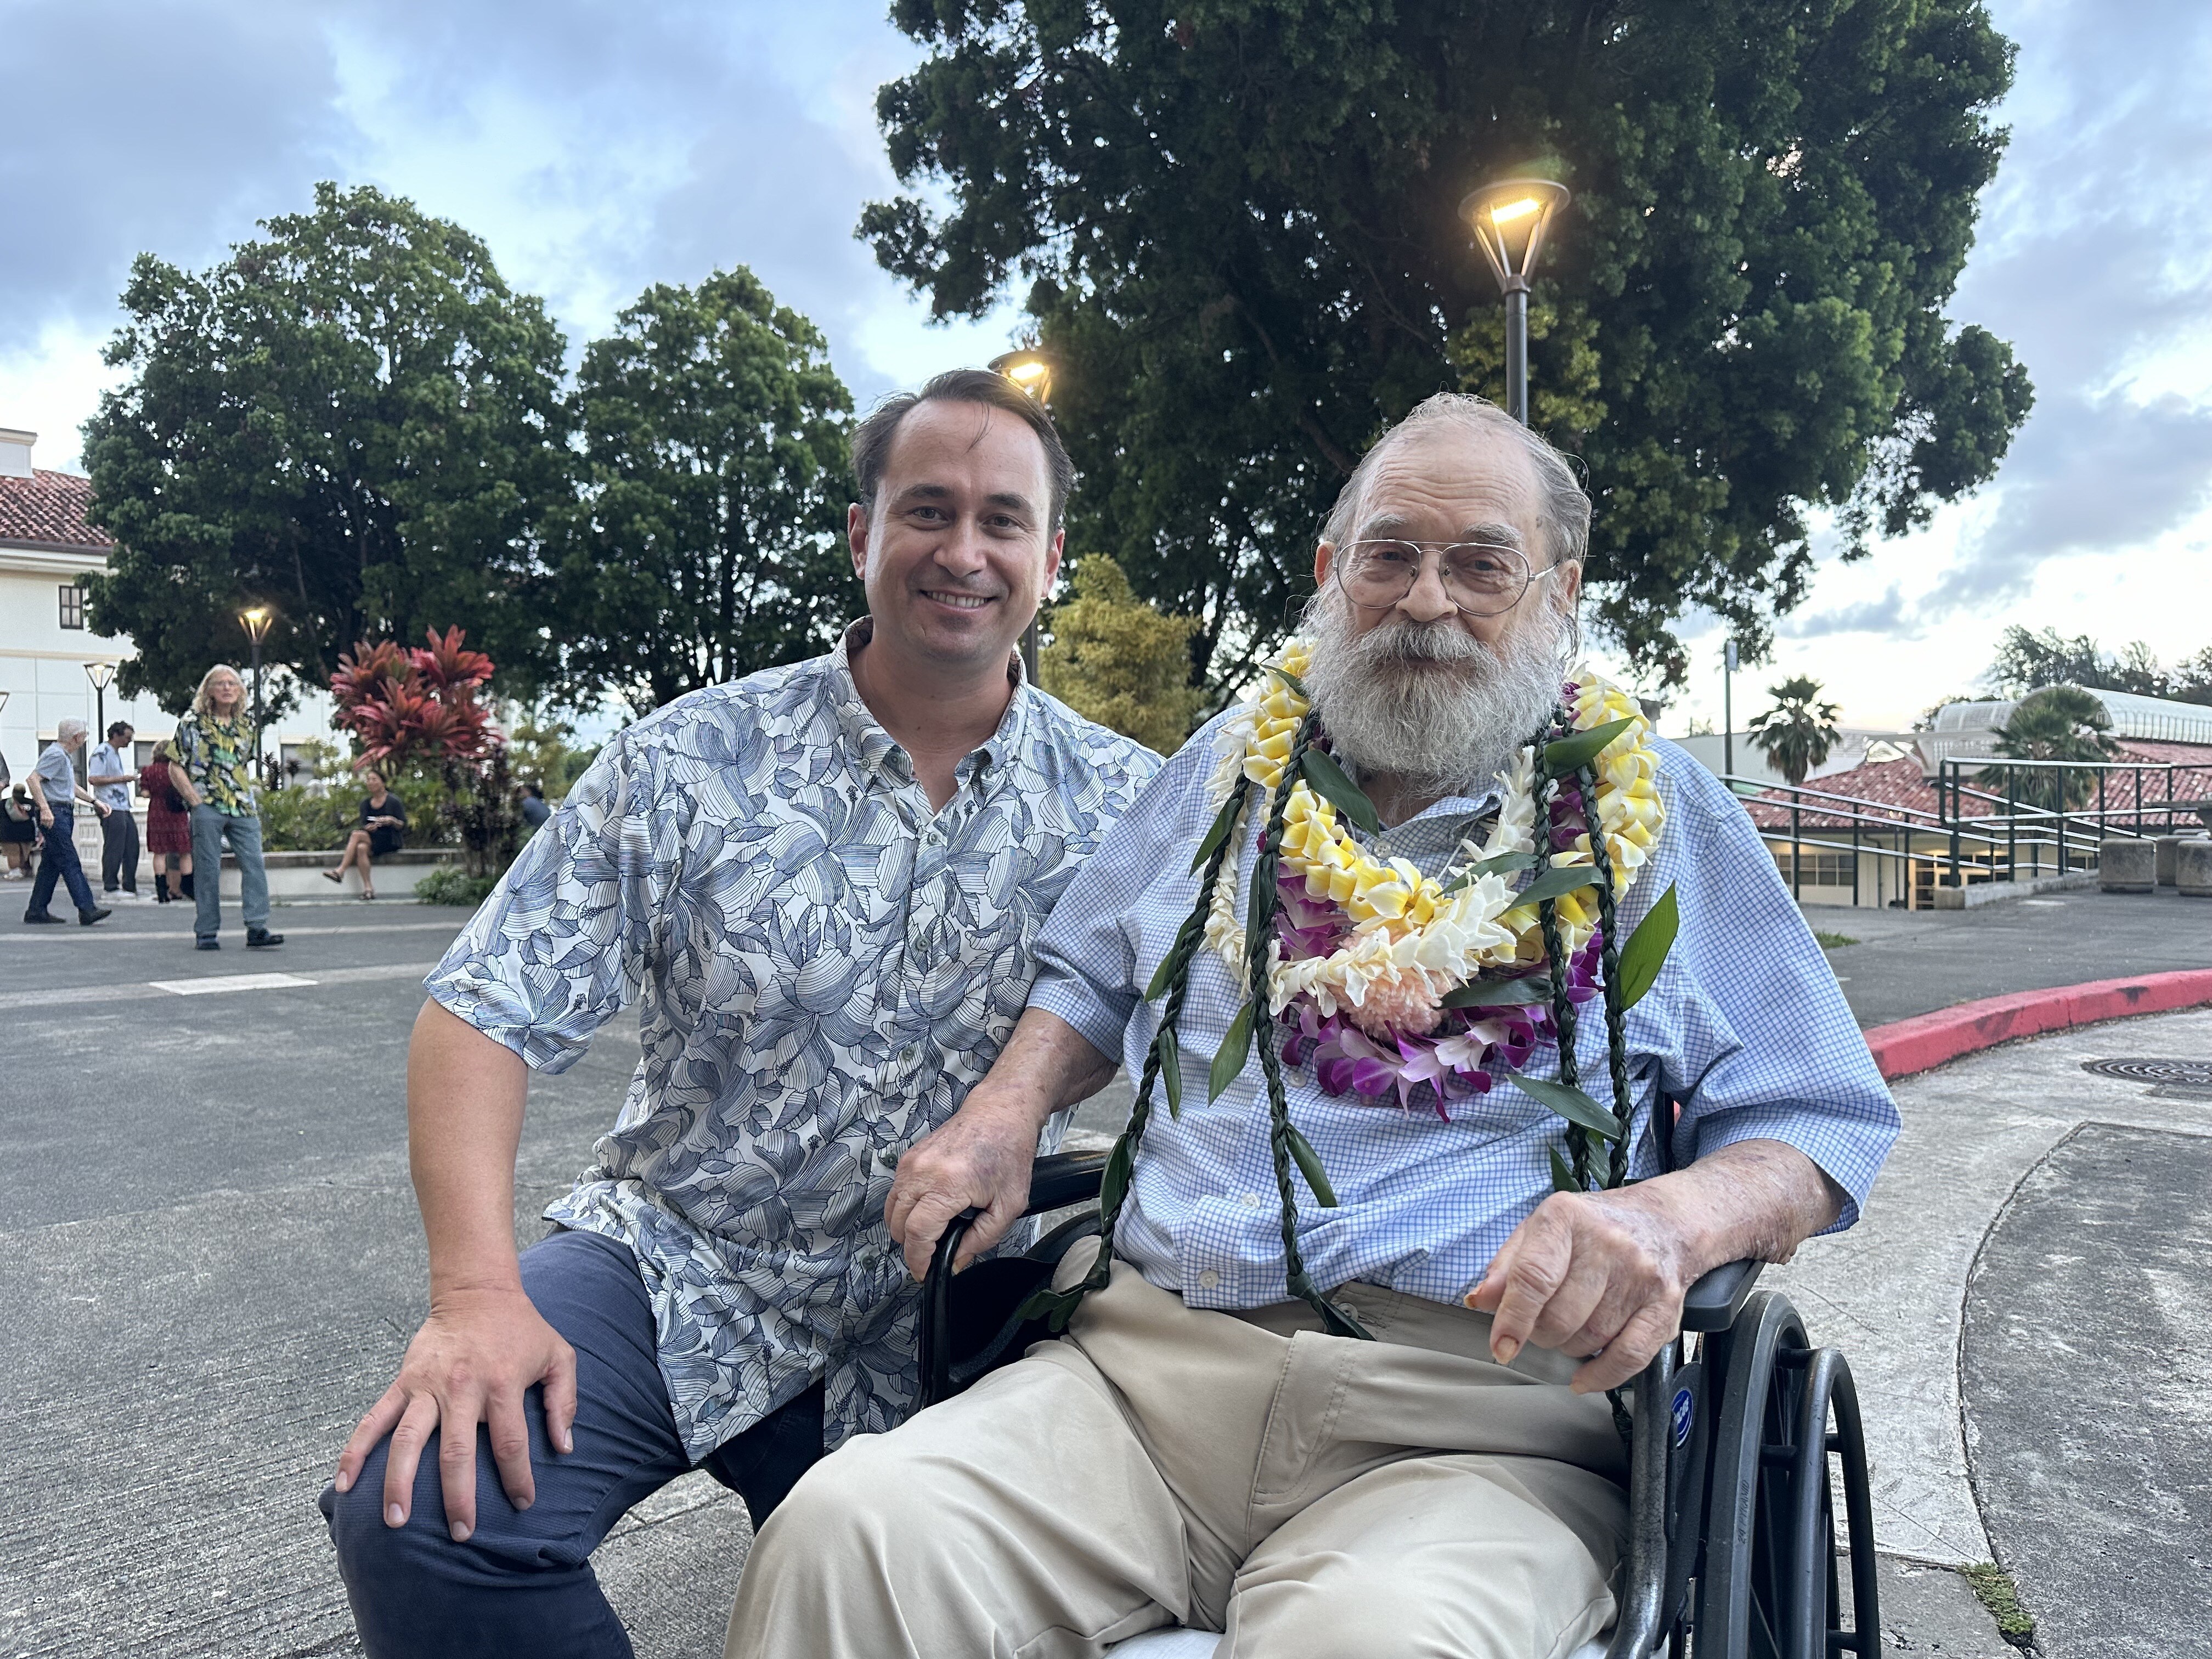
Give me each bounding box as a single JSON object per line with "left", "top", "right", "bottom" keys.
{"left": 726, "top": 395, "right": 1900, "bottom": 1659}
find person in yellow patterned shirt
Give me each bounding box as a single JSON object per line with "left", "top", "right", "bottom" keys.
{"left": 173, "top": 663, "right": 283, "bottom": 951}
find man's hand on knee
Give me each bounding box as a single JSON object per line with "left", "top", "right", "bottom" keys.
{"left": 886, "top": 1094, "right": 1042, "bottom": 1282}
{"left": 333, "top": 1285, "right": 578, "bottom": 1541}
{"left": 1464, "top": 1188, "right": 1691, "bottom": 1395}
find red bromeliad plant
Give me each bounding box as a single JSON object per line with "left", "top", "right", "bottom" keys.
{"left": 331, "top": 627, "right": 517, "bottom": 876}
{"left": 331, "top": 627, "right": 498, "bottom": 768}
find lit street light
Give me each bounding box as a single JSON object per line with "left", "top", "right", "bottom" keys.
{"left": 1458, "top": 177, "right": 1571, "bottom": 426}
{"left": 987, "top": 350, "right": 1061, "bottom": 684}
{"left": 239, "top": 605, "right": 274, "bottom": 787}
{"left": 84, "top": 661, "right": 116, "bottom": 743}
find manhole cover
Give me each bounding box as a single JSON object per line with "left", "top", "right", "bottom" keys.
{"left": 2082, "top": 1058, "right": 2212, "bottom": 1094}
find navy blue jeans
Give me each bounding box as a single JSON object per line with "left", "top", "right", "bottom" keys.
{"left": 25, "top": 805, "right": 97, "bottom": 918}
{"left": 321, "top": 1228, "right": 825, "bottom": 1658}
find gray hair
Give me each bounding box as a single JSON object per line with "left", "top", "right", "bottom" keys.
{"left": 1321, "top": 393, "right": 1591, "bottom": 573}
{"left": 56, "top": 718, "right": 88, "bottom": 744}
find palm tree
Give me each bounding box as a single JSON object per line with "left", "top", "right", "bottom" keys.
{"left": 1748, "top": 676, "right": 1842, "bottom": 787}
{"left": 1994, "top": 685, "right": 2118, "bottom": 812}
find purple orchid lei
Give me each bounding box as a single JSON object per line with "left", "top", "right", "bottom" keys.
{"left": 1271, "top": 748, "right": 1607, "bottom": 1120}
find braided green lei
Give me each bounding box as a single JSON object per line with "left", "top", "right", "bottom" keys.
{"left": 1023, "top": 691, "right": 1679, "bottom": 1339}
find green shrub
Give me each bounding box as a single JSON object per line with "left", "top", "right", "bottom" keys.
{"left": 255, "top": 766, "right": 461, "bottom": 853}
{"left": 415, "top": 865, "right": 501, "bottom": 907}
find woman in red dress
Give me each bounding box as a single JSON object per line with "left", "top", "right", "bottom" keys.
{"left": 141, "top": 739, "right": 194, "bottom": 903}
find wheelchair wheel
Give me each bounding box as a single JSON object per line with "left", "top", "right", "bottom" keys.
{"left": 1692, "top": 1291, "right": 1879, "bottom": 1658}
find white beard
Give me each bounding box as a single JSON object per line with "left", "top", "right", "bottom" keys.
{"left": 1301, "top": 592, "right": 1570, "bottom": 801}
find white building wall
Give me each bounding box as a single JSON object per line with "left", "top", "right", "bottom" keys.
{"left": 0, "top": 557, "right": 338, "bottom": 786}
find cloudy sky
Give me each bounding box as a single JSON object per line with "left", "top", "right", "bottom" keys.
{"left": 4, "top": 0, "right": 2208, "bottom": 733}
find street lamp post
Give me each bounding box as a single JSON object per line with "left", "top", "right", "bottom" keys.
{"left": 1458, "top": 178, "right": 1572, "bottom": 427}
{"left": 1723, "top": 639, "right": 1739, "bottom": 777}
{"left": 239, "top": 606, "right": 274, "bottom": 786}
{"left": 84, "top": 661, "right": 116, "bottom": 745}
{"left": 988, "top": 350, "right": 1060, "bottom": 685}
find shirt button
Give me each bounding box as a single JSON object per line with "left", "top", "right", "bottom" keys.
{"left": 1198, "top": 1271, "right": 1221, "bottom": 1291}
{"left": 900, "top": 1045, "right": 922, "bottom": 1066}
{"left": 1238, "top": 1193, "right": 1263, "bottom": 1210}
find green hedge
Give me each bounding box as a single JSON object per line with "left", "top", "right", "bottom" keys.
{"left": 256, "top": 770, "right": 458, "bottom": 853}
{"left": 414, "top": 865, "right": 502, "bottom": 907}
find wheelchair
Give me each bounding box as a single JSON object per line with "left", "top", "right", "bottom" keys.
{"left": 921, "top": 1152, "right": 1878, "bottom": 1659}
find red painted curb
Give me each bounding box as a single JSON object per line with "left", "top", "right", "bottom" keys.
{"left": 1863, "top": 968, "right": 2212, "bottom": 1081}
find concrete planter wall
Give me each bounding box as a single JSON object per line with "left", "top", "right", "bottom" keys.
{"left": 217, "top": 847, "right": 460, "bottom": 900}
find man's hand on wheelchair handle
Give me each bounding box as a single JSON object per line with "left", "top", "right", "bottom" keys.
{"left": 887, "top": 1093, "right": 1043, "bottom": 1282}
{"left": 888, "top": 1009, "right": 1119, "bottom": 1282}
{"left": 1466, "top": 1138, "right": 1845, "bottom": 1393}
{"left": 334, "top": 1284, "right": 578, "bottom": 1541}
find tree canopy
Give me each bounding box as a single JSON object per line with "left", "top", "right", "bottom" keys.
{"left": 865, "top": 0, "right": 2033, "bottom": 693}
{"left": 81, "top": 183, "right": 571, "bottom": 713}
{"left": 1748, "top": 673, "right": 1839, "bottom": 786}
{"left": 549, "top": 269, "right": 857, "bottom": 717}
{"left": 1985, "top": 625, "right": 2212, "bottom": 707}
{"left": 1995, "top": 684, "right": 2117, "bottom": 811}
{"left": 1040, "top": 554, "right": 1206, "bottom": 751}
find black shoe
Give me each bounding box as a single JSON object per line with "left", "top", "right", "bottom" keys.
{"left": 154, "top": 888, "right": 170, "bottom": 903}
{"left": 79, "top": 907, "right": 112, "bottom": 927}
{"left": 196, "top": 936, "right": 220, "bottom": 951}
{"left": 23, "top": 911, "right": 64, "bottom": 925}
{"left": 180, "top": 874, "right": 196, "bottom": 899}
{"left": 246, "top": 928, "right": 284, "bottom": 948}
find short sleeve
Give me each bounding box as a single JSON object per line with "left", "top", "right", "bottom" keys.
{"left": 422, "top": 731, "right": 676, "bottom": 1073}
{"left": 1629, "top": 752, "right": 1901, "bottom": 1231}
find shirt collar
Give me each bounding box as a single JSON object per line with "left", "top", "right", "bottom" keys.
{"left": 828, "top": 617, "right": 1035, "bottom": 789}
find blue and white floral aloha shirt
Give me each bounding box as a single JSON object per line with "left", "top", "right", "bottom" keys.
{"left": 424, "top": 623, "right": 1160, "bottom": 1459}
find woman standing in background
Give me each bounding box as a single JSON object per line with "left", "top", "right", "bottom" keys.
{"left": 141, "top": 739, "right": 194, "bottom": 904}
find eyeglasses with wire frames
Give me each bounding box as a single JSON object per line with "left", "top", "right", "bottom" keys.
{"left": 1330, "top": 539, "right": 1559, "bottom": 618}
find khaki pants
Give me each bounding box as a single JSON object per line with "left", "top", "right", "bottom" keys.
{"left": 726, "top": 1241, "right": 1628, "bottom": 1658}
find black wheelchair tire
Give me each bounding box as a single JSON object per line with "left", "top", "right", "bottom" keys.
{"left": 1692, "top": 1291, "right": 1880, "bottom": 1659}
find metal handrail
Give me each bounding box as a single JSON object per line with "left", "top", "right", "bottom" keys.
{"left": 1719, "top": 758, "right": 2212, "bottom": 910}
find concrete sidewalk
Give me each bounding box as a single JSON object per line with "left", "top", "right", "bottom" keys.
{"left": 1767, "top": 1005, "right": 2212, "bottom": 1658}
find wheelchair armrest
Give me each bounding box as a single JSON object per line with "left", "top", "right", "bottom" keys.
{"left": 1025, "top": 1149, "right": 1108, "bottom": 1216}
{"left": 1679, "top": 1259, "right": 1762, "bottom": 1334}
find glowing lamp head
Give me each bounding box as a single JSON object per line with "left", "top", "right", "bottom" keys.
{"left": 1458, "top": 177, "right": 1572, "bottom": 294}
{"left": 84, "top": 661, "right": 117, "bottom": 691}
{"left": 988, "top": 349, "right": 1057, "bottom": 404}
{"left": 239, "top": 605, "right": 274, "bottom": 643}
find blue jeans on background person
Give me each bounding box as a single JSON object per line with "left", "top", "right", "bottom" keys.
{"left": 25, "top": 805, "right": 98, "bottom": 918}
{"left": 190, "top": 804, "right": 269, "bottom": 940}
{"left": 321, "top": 1227, "right": 826, "bottom": 1659}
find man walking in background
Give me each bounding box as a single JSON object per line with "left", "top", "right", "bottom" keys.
{"left": 175, "top": 665, "right": 283, "bottom": 951}
{"left": 88, "top": 721, "right": 141, "bottom": 901}
{"left": 22, "top": 719, "right": 110, "bottom": 927}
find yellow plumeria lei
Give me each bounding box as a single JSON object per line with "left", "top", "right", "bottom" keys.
{"left": 1201, "top": 640, "right": 1666, "bottom": 1036}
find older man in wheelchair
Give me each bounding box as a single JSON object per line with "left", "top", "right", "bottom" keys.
{"left": 725, "top": 393, "right": 1899, "bottom": 1659}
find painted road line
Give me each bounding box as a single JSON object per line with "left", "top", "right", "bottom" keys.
{"left": 0, "top": 961, "right": 442, "bottom": 1013}
{"left": 8, "top": 919, "right": 467, "bottom": 942}
{"left": 148, "top": 972, "right": 319, "bottom": 996}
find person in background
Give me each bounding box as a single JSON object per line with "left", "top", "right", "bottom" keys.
{"left": 141, "top": 739, "right": 194, "bottom": 904}
{"left": 2, "top": 780, "right": 33, "bottom": 881}
{"left": 324, "top": 767, "right": 408, "bottom": 900}
{"left": 88, "top": 721, "right": 141, "bottom": 901}
{"left": 517, "top": 780, "right": 551, "bottom": 833}
{"left": 175, "top": 664, "right": 283, "bottom": 951}
{"left": 23, "top": 719, "right": 110, "bottom": 927}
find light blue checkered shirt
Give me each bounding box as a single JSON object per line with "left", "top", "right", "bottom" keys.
{"left": 1028, "top": 723, "right": 1900, "bottom": 1311}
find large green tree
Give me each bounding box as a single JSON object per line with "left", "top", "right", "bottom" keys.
{"left": 864, "top": 0, "right": 2033, "bottom": 695}
{"left": 81, "top": 182, "right": 572, "bottom": 712}
{"left": 551, "top": 269, "right": 857, "bottom": 716}
{"left": 1987, "top": 625, "right": 2212, "bottom": 707}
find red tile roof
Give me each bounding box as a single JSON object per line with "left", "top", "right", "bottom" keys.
{"left": 1740, "top": 742, "right": 2212, "bottom": 831}
{"left": 0, "top": 469, "right": 112, "bottom": 551}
